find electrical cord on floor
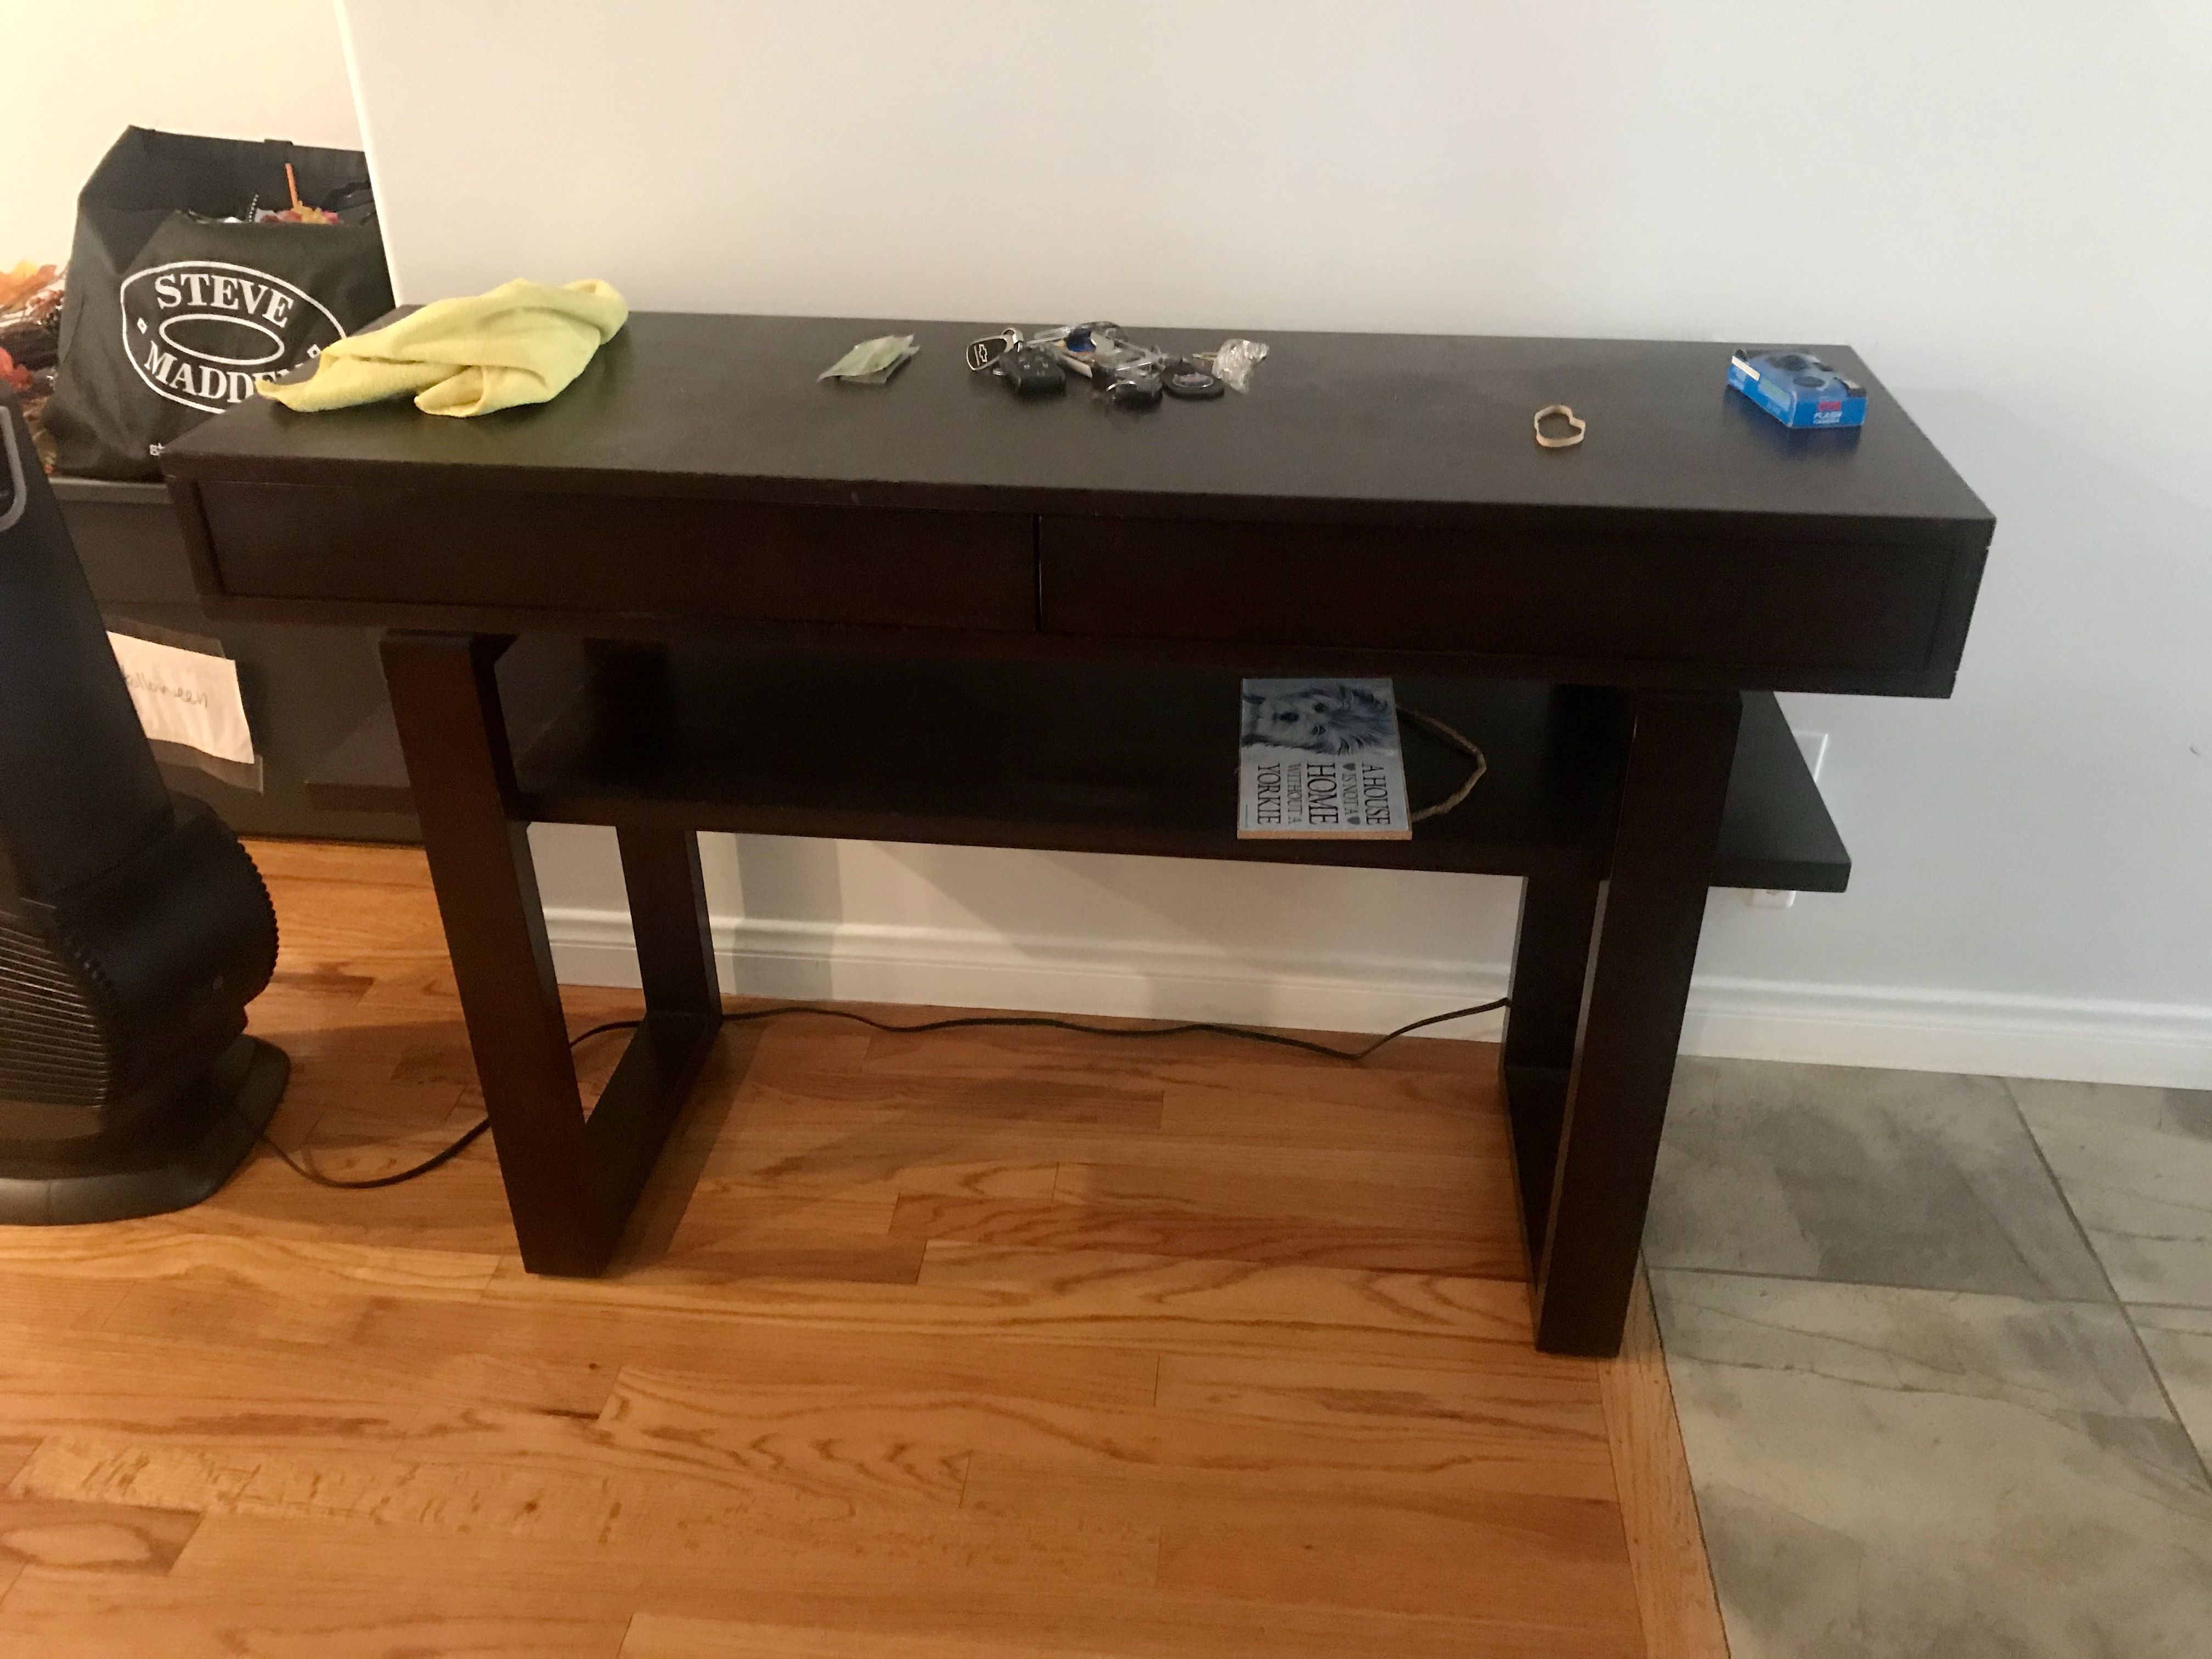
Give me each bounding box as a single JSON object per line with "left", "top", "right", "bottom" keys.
{"left": 253, "top": 1111, "right": 494, "bottom": 1191}
{"left": 248, "top": 995, "right": 1511, "bottom": 1191}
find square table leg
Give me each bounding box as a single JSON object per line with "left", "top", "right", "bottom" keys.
{"left": 380, "top": 631, "right": 719, "bottom": 1276}
{"left": 1502, "top": 873, "right": 1601, "bottom": 1263}
{"left": 1511, "top": 689, "right": 1742, "bottom": 1356}
{"left": 584, "top": 826, "right": 724, "bottom": 1233}
{"left": 616, "top": 826, "right": 721, "bottom": 1019}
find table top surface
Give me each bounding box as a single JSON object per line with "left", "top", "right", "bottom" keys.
{"left": 166, "top": 314, "right": 1992, "bottom": 544}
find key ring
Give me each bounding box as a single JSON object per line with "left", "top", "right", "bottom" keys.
{"left": 964, "top": 329, "right": 1023, "bottom": 373}
{"left": 1533, "top": 404, "right": 1587, "bottom": 449}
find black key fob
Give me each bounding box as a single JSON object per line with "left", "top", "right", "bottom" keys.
{"left": 998, "top": 345, "right": 1066, "bottom": 396}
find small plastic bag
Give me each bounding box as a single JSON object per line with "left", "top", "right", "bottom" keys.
{"left": 820, "top": 334, "right": 918, "bottom": 385}
{"left": 1209, "top": 338, "right": 1268, "bottom": 392}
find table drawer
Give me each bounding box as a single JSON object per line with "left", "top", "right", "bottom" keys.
{"left": 1039, "top": 516, "right": 1951, "bottom": 674}
{"left": 198, "top": 481, "right": 1037, "bottom": 633}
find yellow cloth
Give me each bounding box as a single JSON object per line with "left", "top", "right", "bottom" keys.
{"left": 256, "top": 278, "right": 628, "bottom": 417}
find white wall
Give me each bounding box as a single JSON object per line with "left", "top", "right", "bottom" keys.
{"left": 4, "top": 1, "right": 362, "bottom": 264}
{"left": 314, "top": 1, "right": 2212, "bottom": 1086}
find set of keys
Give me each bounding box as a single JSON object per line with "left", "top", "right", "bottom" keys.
{"left": 964, "top": 322, "right": 1233, "bottom": 406}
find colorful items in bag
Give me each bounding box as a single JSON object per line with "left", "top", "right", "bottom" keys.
{"left": 257, "top": 165, "right": 342, "bottom": 225}
{"left": 1, "top": 263, "right": 67, "bottom": 469}
{"left": 255, "top": 279, "right": 628, "bottom": 417}
{"left": 0, "top": 263, "right": 59, "bottom": 313}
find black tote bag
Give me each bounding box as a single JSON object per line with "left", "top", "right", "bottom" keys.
{"left": 43, "top": 128, "right": 394, "bottom": 479}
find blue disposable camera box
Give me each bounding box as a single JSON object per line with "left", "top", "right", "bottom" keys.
{"left": 1728, "top": 349, "right": 1867, "bottom": 428}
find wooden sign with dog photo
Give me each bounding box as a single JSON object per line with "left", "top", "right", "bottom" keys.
{"left": 1238, "top": 678, "right": 1412, "bottom": 840}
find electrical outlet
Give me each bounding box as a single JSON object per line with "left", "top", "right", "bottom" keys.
{"left": 1747, "top": 730, "right": 1830, "bottom": 908}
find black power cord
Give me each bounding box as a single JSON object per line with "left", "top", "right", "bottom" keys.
{"left": 252, "top": 996, "right": 1509, "bottom": 1191}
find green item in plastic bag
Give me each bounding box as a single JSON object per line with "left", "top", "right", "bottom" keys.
{"left": 819, "top": 334, "right": 918, "bottom": 385}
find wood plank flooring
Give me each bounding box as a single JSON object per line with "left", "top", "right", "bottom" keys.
{"left": 0, "top": 839, "right": 1726, "bottom": 1658}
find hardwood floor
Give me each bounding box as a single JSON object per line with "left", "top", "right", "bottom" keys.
{"left": 0, "top": 840, "right": 1726, "bottom": 1658}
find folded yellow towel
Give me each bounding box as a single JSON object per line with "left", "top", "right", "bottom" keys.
{"left": 256, "top": 278, "right": 628, "bottom": 417}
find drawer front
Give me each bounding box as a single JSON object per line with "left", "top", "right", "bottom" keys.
{"left": 199, "top": 481, "right": 1037, "bottom": 633}
{"left": 1040, "top": 517, "right": 1953, "bottom": 675}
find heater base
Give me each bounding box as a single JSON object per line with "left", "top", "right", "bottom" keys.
{"left": 0, "top": 1036, "right": 290, "bottom": 1225}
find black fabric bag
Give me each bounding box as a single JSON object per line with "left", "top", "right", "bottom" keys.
{"left": 43, "top": 128, "right": 393, "bottom": 479}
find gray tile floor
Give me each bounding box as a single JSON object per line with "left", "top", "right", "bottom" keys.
{"left": 1647, "top": 1057, "right": 2212, "bottom": 1658}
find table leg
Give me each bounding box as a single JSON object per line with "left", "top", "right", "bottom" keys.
{"left": 618, "top": 827, "right": 720, "bottom": 1019}
{"left": 581, "top": 827, "right": 724, "bottom": 1228}
{"left": 1501, "top": 874, "right": 1600, "bottom": 1263}
{"left": 380, "top": 631, "right": 718, "bottom": 1276}
{"left": 1526, "top": 689, "right": 1741, "bottom": 1356}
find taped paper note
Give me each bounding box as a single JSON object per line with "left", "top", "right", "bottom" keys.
{"left": 107, "top": 631, "right": 254, "bottom": 765}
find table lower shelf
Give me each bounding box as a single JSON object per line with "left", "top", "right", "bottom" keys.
{"left": 309, "top": 641, "right": 1849, "bottom": 891}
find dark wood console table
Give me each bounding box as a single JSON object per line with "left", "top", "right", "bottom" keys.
{"left": 160, "top": 315, "right": 1991, "bottom": 1355}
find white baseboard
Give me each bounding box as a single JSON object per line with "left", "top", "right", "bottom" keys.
{"left": 545, "top": 908, "right": 2212, "bottom": 1089}
{"left": 1675, "top": 978, "right": 2212, "bottom": 1088}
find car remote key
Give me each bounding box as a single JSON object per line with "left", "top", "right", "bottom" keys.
{"left": 965, "top": 329, "right": 1022, "bottom": 373}
{"left": 998, "top": 345, "right": 1067, "bottom": 396}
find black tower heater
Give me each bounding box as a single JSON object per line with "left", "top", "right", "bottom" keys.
{"left": 0, "top": 389, "right": 287, "bottom": 1223}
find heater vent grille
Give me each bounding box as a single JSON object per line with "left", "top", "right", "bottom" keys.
{"left": 0, "top": 910, "right": 122, "bottom": 1105}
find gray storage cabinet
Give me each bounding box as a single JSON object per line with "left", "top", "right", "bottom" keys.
{"left": 52, "top": 477, "right": 418, "bottom": 843}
